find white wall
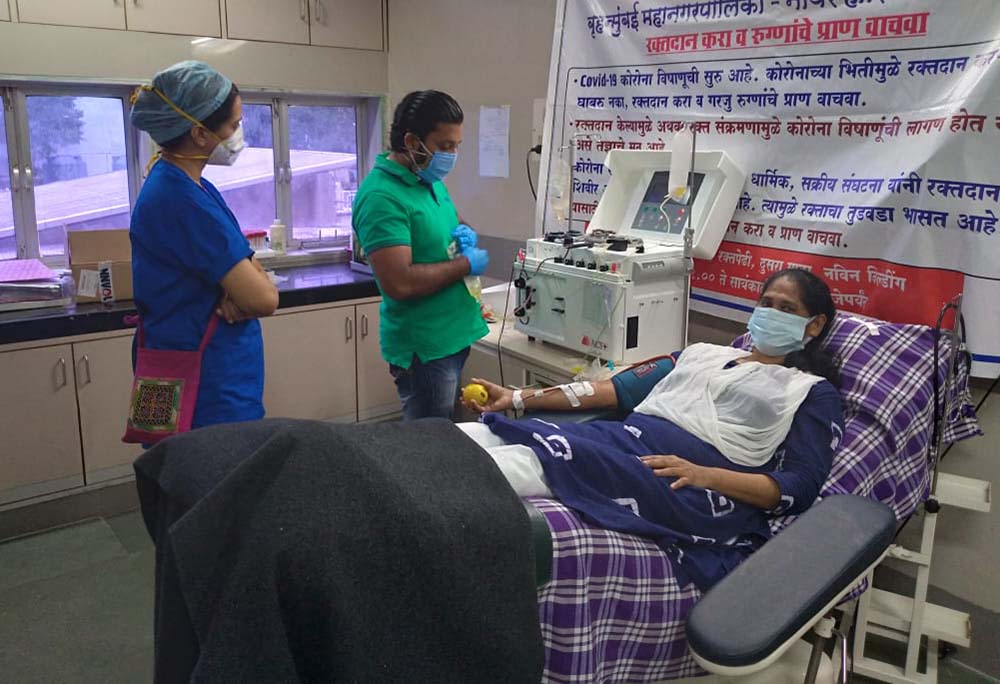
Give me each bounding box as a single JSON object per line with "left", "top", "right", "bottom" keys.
{"left": 387, "top": 0, "right": 556, "bottom": 277}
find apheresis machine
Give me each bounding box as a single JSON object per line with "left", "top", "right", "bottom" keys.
{"left": 514, "top": 132, "right": 746, "bottom": 365}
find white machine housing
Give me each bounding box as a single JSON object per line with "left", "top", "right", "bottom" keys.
{"left": 515, "top": 148, "right": 745, "bottom": 364}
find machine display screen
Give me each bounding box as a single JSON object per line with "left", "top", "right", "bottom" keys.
{"left": 630, "top": 171, "right": 705, "bottom": 235}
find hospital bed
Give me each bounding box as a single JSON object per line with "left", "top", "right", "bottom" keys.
{"left": 521, "top": 301, "right": 981, "bottom": 683}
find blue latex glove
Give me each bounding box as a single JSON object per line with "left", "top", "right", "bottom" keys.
{"left": 451, "top": 223, "right": 478, "bottom": 250}
{"left": 462, "top": 246, "right": 489, "bottom": 276}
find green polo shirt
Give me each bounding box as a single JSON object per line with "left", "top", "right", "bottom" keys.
{"left": 352, "top": 153, "right": 488, "bottom": 368}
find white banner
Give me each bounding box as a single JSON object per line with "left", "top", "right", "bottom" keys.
{"left": 538, "top": 0, "right": 1000, "bottom": 376}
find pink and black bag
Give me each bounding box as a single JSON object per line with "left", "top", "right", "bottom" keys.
{"left": 122, "top": 312, "right": 220, "bottom": 445}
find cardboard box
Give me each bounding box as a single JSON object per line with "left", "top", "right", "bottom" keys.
{"left": 68, "top": 230, "right": 134, "bottom": 304}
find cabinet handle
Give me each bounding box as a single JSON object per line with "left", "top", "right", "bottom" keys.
{"left": 299, "top": 0, "right": 308, "bottom": 22}
{"left": 313, "top": 0, "right": 325, "bottom": 24}
{"left": 361, "top": 314, "right": 369, "bottom": 338}
{"left": 11, "top": 168, "right": 19, "bottom": 192}
{"left": 345, "top": 316, "right": 354, "bottom": 342}
{"left": 54, "top": 358, "right": 68, "bottom": 390}
{"left": 77, "top": 355, "right": 92, "bottom": 387}
{"left": 24, "top": 167, "right": 33, "bottom": 190}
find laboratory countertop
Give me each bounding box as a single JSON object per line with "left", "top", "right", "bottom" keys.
{"left": 0, "top": 263, "right": 379, "bottom": 346}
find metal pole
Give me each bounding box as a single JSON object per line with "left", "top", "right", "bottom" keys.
{"left": 803, "top": 635, "right": 826, "bottom": 684}
{"left": 681, "top": 123, "right": 697, "bottom": 346}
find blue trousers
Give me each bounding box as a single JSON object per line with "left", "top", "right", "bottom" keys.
{"left": 389, "top": 347, "right": 470, "bottom": 421}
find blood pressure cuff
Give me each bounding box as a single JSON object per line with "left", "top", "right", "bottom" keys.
{"left": 611, "top": 355, "right": 677, "bottom": 414}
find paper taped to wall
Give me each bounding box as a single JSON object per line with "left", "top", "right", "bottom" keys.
{"left": 479, "top": 104, "right": 511, "bottom": 178}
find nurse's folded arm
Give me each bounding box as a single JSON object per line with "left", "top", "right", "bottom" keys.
{"left": 220, "top": 256, "right": 279, "bottom": 318}
{"left": 367, "top": 244, "right": 470, "bottom": 301}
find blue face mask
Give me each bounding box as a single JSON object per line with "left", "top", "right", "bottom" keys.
{"left": 747, "top": 306, "right": 815, "bottom": 356}
{"left": 411, "top": 139, "right": 457, "bottom": 184}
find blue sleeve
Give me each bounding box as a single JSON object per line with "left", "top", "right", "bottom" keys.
{"left": 155, "top": 191, "right": 251, "bottom": 285}
{"left": 197, "top": 185, "right": 254, "bottom": 283}
{"left": 766, "top": 381, "right": 844, "bottom": 516}
{"left": 611, "top": 353, "right": 679, "bottom": 413}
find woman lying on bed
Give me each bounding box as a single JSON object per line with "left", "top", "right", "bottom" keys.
{"left": 460, "top": 268, "right": 844, "bottom": 590}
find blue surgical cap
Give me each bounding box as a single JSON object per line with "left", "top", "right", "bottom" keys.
{"left": 130, "top": 60, "right": 234, "bottom": 144}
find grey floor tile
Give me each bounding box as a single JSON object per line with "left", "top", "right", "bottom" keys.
{"left": 106, "top": 509, "right": 153, "bottom": 554}
{"left": 938, "top": 660, "right": 1000, "bottom": 684}
{"left": 872, "top": 566, "right": 1000, "bottom": 678}
{"left": 0, "top": 549, "right": 154, "bottom": 683}
{"left": 0, "top": 519, "right": 128, "bottom": 592}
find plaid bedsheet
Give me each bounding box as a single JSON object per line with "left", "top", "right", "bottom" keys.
{"left": 534, "top": 314, "right": 981, "bottom": 683}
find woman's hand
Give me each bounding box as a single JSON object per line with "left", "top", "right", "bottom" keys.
{"left": 217, "top": 297, "right": 249, "bottom": 324}
{"left": 640, "top": 455, "right": 716, "bottom": 490}
{"left": 462, "top": 377, "right": 513, "bottom": 414}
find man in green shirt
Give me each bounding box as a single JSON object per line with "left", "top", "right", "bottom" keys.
{"left": 353, "top": 90, "right": 489, "bottom": 420}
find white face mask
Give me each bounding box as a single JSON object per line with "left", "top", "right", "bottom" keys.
{"left": 206, "top": 123, "right": 245, "bottom": 166}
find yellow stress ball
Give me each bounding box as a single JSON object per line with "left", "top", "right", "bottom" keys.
{"left": 462, "top": 383, "right": 489, "bottom": 406}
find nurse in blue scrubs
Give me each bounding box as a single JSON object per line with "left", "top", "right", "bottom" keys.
{"left": 129, "top": 61, "right": 279, "bottom": 429}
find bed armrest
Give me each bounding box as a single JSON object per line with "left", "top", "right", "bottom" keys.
{"left": 686, "top": 495, "right": 895, "bottom": 676}
{"left": 523, "top": 500, "right": 553, "bottom": 586}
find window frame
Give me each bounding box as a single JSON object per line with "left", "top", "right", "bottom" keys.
{"left": 256, "top": 91, "right": 368, "bottom": 253}
{"left": 0, "top": 77, "right": 379, "bottom": 267}
{"left": 1, "top": 80, "right": 138, "bottom": 265}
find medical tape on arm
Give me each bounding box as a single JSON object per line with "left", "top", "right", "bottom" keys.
{"left": 558, "top": 381, "right": 595, "bottom": 407}
{"left": 512, "top": 390, "right": 525, "bottom": 414}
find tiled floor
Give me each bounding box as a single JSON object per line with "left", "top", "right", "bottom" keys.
{"left": 0, "top": 513, "right": 155, "bottom": 683}
{"left": 0, "top": 511, "right": 995, "bottom": 683}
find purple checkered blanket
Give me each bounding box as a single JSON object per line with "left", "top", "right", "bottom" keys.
{"left": 534, "top": 314, "right": 981, "bottom": 683}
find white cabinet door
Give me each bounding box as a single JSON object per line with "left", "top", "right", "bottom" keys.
{"left": 225, "top": 0, "right": 309, "bottom": 44}
{"left": 309, "top": 0, "right": 382, "bottom": 50}
{"left": 355, "top": 302, "right": 399, "bottom": 421}
{"left": 261, "top": 306, "right": 357, "bottom": 422}
{"left": 16, "top": 0, "right": 126, "bottom": 30}
{"left": 125, "top": 0, "right": 221, "bottom": 36}
{"left": 0, "top": 345, "right": 84, "bottom": 504}
{"left": 1, "top": 1, "right": 11, "bottom": 22}
{"left": 74, "top": 336, "right": 143, "bottom": 484}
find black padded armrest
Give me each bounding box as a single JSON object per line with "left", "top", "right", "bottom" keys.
{"left": 523, "top": 500, "right": 553, "bottom": 586}
{"left": 687, "top": 495, "right": 895, "bottom": 671}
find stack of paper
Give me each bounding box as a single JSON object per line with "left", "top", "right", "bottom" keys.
{"left": 0, "top": 259, "right": 69, "bottom": 312}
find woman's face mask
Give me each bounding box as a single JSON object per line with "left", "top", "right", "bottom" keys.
{"left": 206, "top": 122, "right": 246, "bottom": 166}
{"left": 747, "top": 306, "right": 816, "bottom": 356}
{"left": 409, "top": 138, "right": 457, "bottom": 184}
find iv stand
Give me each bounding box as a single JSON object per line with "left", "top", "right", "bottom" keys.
{"left": 657, "top": 124, "right": 699, "bottom": 347}
{"left": 567, "top": 133, "right": 601, "bottom": 234}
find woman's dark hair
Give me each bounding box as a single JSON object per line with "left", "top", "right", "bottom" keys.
{"left": 160, "top": 84, "right": 240, "bottom": 151}
{"left": 760, "top": 268, "right": 841, "bottom": 387}
{"left": 389, "top": 90, "right": 464, "bottom": 152}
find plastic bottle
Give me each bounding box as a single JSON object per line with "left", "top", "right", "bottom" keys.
{"left": 269, "top": 219, "right": 287, "bottom": 254}
{"left": 447, "top": 240, "right": 482, "bottom": 301}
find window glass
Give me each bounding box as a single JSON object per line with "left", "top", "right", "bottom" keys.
{"left": 26, "top": 96, "right": 129, "bottom": 258}
{"left": 201, "top": 103, "right": 276, "bottom": 234}
{"left": 288, "top": 105, "right": 358, "bottom": 243}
